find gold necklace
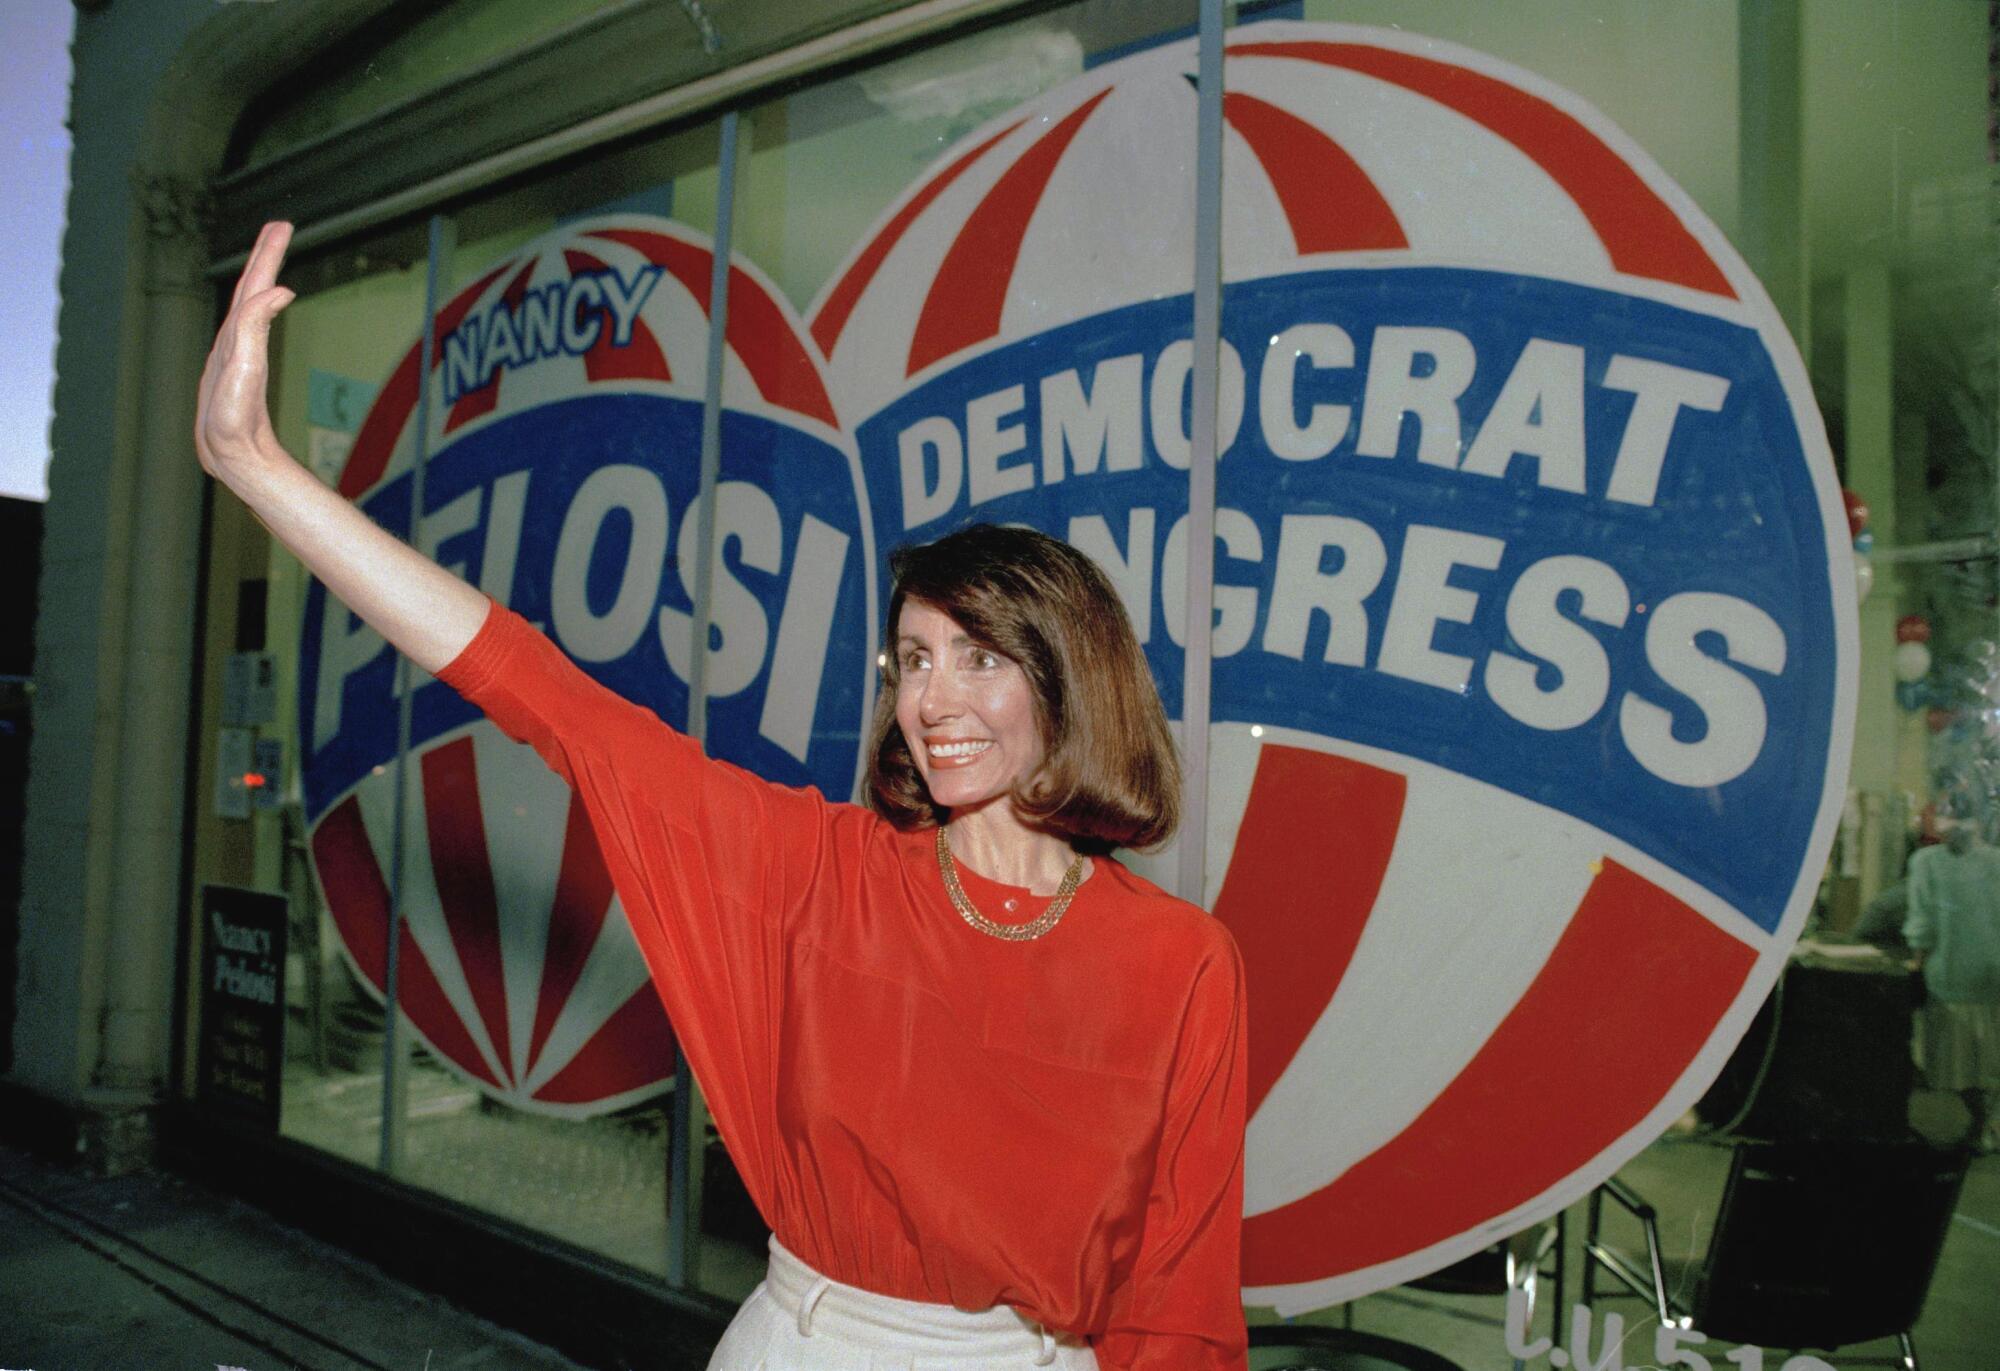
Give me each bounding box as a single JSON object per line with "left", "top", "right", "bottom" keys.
{"left": 935, "top": 827, "right": 1085, "bottom": 942}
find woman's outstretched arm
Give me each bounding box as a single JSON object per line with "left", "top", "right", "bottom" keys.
{"left": 195, "top": 221, "right": 489, "bottom": 674}
{"left": 198, "top": 226, "right": 843, "bottom": 1211}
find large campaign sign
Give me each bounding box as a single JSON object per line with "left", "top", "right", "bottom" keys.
{"left": 298, "top": 21, "right": 1854, "bottom": 1310}
{"left": 807, "top": 22, "right": 1852, "bottom": 1308}
{"left": 300, "top": 218, "right": 874, "bottom": 1116}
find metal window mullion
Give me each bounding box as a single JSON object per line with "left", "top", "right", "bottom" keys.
{"left": 1177, "top": 0, "right": 1225, "bottom": 910}
{"left": 1992, "top": 0, "right": 2000, "bottom": 647}
{"left": 380, "top": 212, "right": 453, "bottom": 1175}
{"left": 668, "top": 109, "right": 742, "bottom": 1290}
{"left": 689, "top": 114, "right": 741, "bottom": 748}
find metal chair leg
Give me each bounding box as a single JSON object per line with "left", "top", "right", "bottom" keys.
{"left": 1582, "top": 1187, "right": 1599, "bottom": 1313}
{"left": 1552, "top": 1206, "right": 1567, "bottom": 1346}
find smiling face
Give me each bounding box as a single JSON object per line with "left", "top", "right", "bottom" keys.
{"left": 893, "top": 599, "right": 1047, "bottom": 815}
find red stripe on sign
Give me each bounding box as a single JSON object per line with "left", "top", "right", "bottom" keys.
{"left": 585, "top": 229, "right": 839, "bottom": 429}
{"left": 532, "top": 983, "right": 677, "bottom": 1105}
{"left": 907, "top": 88, "right": 1115, "bottom": 378}
{"left": 811, "top": 119, "right": 1025, "bottom": 358}
{"left": 341, "top": 262, "right": 515, "bottom": 497}
{"left": 1242, "top": 857, "right": 1754, "bottom": 1286}
{"left": 445, "top": 260, "right": 540, "bottom": 434}
{"left": 308, "top": 797, "right": 500, "bottom": 1088}
{"left": 722, "top": 267, "right": 840, "bottom": 428}
{"left": 1222, "top": 92, "right": 1406, "bottom": 254}
{"left": 526, "top": 791, "right": 616, "bottom": 1078}
{"left": 1213, "top": 745, "right": 1404, "bottom": 1118}
{"left": 1231, "top": 41, "right": 1735, "bottom": 299}
{"left": 560, "top": 248, "right": 673, "bottom": 385}
{"left": 418, "top": 737, "right": 515, "bottom": 1085}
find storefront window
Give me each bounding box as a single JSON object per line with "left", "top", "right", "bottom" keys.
{"left": 188, "top": 0, "right": 1995, "bottom": 1360}
{"left": 1216, "top": 0, "right": 1997, "bottom": 1360}
{"left": 192, "top": 120, "right": 746, "bottom": 1281}
{"left": 734, "top": 4, "right": 1204, "bottom": 315}
{"left": 1802, "top": 1, "right": 1997, "bottom": 932}
{"left": 187, "top": 216, "right": 433, "bottom": 1174}
{"left": 730, "top": 0, "right": 1199, "bottom": 905}
{"left": 696, "top": 0, "right": 1205, "bottom": 1295}
{"left": 368, "top": 124, "right": 740, "bottom": 1282}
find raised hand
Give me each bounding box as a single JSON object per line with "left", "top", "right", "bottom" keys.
{"left": 190, "top": 220, "right": 490, "bottom": 673}
{"left": 195, "top": 221, "right": 297, "bottom": 483}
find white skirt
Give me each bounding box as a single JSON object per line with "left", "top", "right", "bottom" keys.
{"left": 707, "top": 1236, "right": 1099, "bottom": 1371}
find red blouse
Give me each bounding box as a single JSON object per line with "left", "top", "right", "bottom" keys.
{"left": 439, "top": 602, "right": 1249, "bottom": 1370}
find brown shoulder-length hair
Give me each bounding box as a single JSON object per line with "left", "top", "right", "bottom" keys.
{"left": 865, "top": 523, "right": 1180, "bottom": 853}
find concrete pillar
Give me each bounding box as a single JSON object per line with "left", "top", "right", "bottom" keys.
{"left": 5, "top": 165, "right": 215, "bottom": 1157}
{"left": 1738, "top": 0, "right": 1809, "bottom": 352}
{"left": 9, "top": 72, "right": 159, "bottom": 1121}
{"left": 91, "top": 172, "right": 215, "bottom": 1093}
{"left": 1845, "top": 263, "right": 1897, "bottom": 899}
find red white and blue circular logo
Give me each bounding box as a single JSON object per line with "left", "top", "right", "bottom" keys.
{"left": 808, "top": 22, "right": 1854, "bottom": 1308}
{"left": 299, "top": 217, "right": 875, "bottom": 1116}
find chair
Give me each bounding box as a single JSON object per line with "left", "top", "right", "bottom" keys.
{"left": 1402, "top": 1217, "right": 1562, "bottom": 1333}
{"left": 1582, "top": 1140, "right": 1972, "bottom": 1370}
{"left": 1248, "top": 1325, "right": 1467, "bottom": 1370}
{"left": 1387, "top": 1219, "right": 1561, "bottom": 1370}
{"left": 1265, "top": 1221, "right": 1556, "bottom": 1371}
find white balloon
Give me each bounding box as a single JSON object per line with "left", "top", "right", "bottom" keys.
{"left": 1854, "top": 555, "right": 1874, "bottom": 604}
{"left": 1895, "top": 640, "right": 1932, "bottom": 683}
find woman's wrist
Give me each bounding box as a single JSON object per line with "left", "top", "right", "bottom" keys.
{"left": 214, "top": 433, "right": 307, "bottom": 507}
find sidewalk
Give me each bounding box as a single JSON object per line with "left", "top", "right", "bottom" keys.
{"left": 0, "top": 1142, "right": 594, "bottom": 1371}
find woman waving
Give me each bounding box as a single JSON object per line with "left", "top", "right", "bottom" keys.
{"left": 198, "top": 221, "right": 1248, "bottom": 1371}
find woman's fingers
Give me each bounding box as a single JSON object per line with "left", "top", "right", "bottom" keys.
{"left": 230, "top": 221, "right": 292, "bottom": 312}
{"left": 240, "top": 284, "right": 297, "bottom": 338}
{"left": 199, "top": 223, "right": 297, "bottom": 472}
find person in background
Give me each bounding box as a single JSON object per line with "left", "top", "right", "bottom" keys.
{"left": 194, "top": 222, "right": 1250, "bottom": 1370}
{"left": 1903, "top": 786, "right": 2000, "bottom": 1151}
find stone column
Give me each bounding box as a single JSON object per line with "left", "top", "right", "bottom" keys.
{"left": 89, "top": 170, "right": 216, "bottom": 1100}
{"left": 1739, "top": 0, "right": 1808, "bottom": 351}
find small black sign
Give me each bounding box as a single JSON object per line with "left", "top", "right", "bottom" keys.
{"left": 196, "top": 885, "right": 287, "bottom": 1130}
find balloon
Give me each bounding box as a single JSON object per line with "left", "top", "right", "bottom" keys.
{"left": 1854, "top": 555, "right": 1874, "bottom": 604}
{"left": 1897, "top": 680, "right": 1925, "bottom": 711}
{"left": 1853, "top": 530, "right": 1874, "bottom": 556}
{"left": 1895, "top": 640, "right": 1932, "bottom": 683}
{"left": 1928, "top": 707, "right": 1956, "bottom": 734}
{"left": 1842, "top": 488, "right": 1870, "bottom": 539}
{"left": 1895, "top": 614, "right": 1931, "bottom": 644}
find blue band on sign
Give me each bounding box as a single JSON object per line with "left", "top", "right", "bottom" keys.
{"left": 300, "top": 393, "right": 871, "bottom": 821}
{"left": 858, "top": 268, "right": 1835, "bottom": 936}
